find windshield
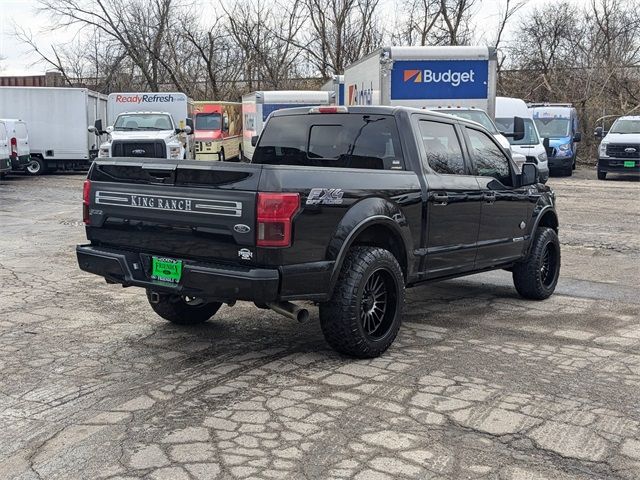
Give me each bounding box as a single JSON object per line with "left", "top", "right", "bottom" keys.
{"left": 114, "top": 114, "right": 173, "bottom": 131}
{"left": 495, "top": 118, "right": 539, "bottom": 146}
{"left": 195, "top": 113, "right": 222, "bottom": 131}
{"left": 533, "top": 117, "right": 570, "bottom": 138}
{"left": 610, "top": 119, "right": 640, "bottom": 134}
{"left": 438, "top": 110, "right": 498, "bottom": 134}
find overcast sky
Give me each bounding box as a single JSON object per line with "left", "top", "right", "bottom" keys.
{"left": 1, "top": 0, "right": 571, "bottom": 76}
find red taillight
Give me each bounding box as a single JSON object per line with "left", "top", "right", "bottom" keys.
{"left": 10, "top": 137, "right": 17, "bottom": 157}
{"left": 256, "top": 192, "right": 300, "bottom": 247}
{"left": 83, "top": 179, "right": 91, "bottom": 225}
{"left": 309, "top": 106, "right": 348, "bottom": 114}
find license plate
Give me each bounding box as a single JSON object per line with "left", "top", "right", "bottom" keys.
{"left": 624, "top": 161, "right": 636, "bottom": 168}
{"left": 151, "top": 257, "right": 182, "bottom": 283}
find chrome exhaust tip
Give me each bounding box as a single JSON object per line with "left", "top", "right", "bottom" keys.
{"left": 267, "top": 301, "right": 310, "bottom": 323}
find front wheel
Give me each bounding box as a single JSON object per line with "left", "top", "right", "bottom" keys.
{"left": 597, "top": 171, "right": 607, "bottom": 180}
{"left": 26, "top": 158, "right": 46, "bottom": 176}
{"left": 218, "top": 149, "right": 225, "bottom": 162}
{"left": 512, "top": 227, "right": 560, "bottom": 300}
{"left": 320, "top": 247, "right": 405, "bottom": 358}
{"left": 146, "top": 290, "right": 222, "bottom": 325}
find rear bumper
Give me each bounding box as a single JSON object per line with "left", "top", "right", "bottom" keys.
{"left": 598, "top": 158, "right": 640, "bottom": 175}
{"left": 11, "top": 154, "right": 30, "bottom": 170}
{"left": 76, "top": 245, "right": 280, "bottom": 303}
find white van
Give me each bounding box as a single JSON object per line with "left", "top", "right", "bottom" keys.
{"left": 495, "top": 97, "right": 549, "bottom": 183}
{"left": 0, "top": 119, "right": 31, "bottom": 172}
{"left": 0, "top": 121, "right": 11, "bottom": 177}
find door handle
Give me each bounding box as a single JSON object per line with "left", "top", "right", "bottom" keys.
{"left": 432, "top": 193, "right": 449, "bottom": 205}
{"left": 483, "top": 192, "right": 496, "bottom": 204}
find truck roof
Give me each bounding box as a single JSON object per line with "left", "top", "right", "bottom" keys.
{"left": 243, "top": 90, "right": 333, "bottom": 104}
{"left": 267, "top": 104, "right": 488, "bottom": 128}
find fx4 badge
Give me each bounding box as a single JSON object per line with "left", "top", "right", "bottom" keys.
{"left": 306, "top": 188, "right": 344, "bottom": 206}
{"left": 238, "top": 248, "right": 253, "bottom": 261}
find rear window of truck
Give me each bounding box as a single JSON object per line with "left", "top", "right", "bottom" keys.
{"left": 252, "top": 114, "right": 405, "bottom": 170}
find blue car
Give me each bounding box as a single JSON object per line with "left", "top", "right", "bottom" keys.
{"left": 529, "top": 104, "right": 582, "bottom": 176}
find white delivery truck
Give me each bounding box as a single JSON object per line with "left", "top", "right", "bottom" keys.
{"left": 321, "top": 75, "right": 345, "bottom": 105}
{"left": 0, "top": 87, "right": 107, "bottom": 175}
{"left": 343, "top": 46, "right": 497, "bottom": 116}
{"left": 90, "top": 92, "right": 195, "bottom": 160}
{"left": 0, "top": 120, "right": 11, "bottom": 178}
{"left": 242, "top": 90, "right": 333, "bottom": 161}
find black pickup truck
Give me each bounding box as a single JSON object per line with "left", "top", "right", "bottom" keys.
{"left": 77, "top": 106, "right": 560, "bottom": 358}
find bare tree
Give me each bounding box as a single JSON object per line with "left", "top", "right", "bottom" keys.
{"left": 438, "top": 0, "right": 477, "bottom": 45}
{"left": 392, "top": 0, "right": 441, "bottom": 46}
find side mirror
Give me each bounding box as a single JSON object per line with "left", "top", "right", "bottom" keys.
{"left": 251, "top": 135, "right": 259, "bottom": 147}
{"left": 88, "top": 126, "right": 97, "bottom": 134}
{"left": 186, "top": 118, "right": 194, "bottom": 133}
{"left": 512, "top": 152, "right": 526, "bottom": 173}
{"left": 89, "top": 119, "right": 104, "bottom": 135}
{"left": 184, "top": 125, "right": 192, "bottom": 135}
{"left": 594, "top": 126, "right": 604, "bottom": 138}
{"left": 512, "top": 116, "right": 525, "bottom": 141}
{"left": 106, "top": 126, "right": 114, "bottom": 134}
{"left": 573, "top": 132, "right": 582, "bottom": 142}
{"left": 501, "top": 116, "right": 525, "bottom": 141}
{"left": 520, "top": 163, "right": 539, "bottom": 186}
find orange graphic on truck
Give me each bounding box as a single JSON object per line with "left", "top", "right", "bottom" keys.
{"left": 193, "top": 101, "right": 243, "bottom": 161}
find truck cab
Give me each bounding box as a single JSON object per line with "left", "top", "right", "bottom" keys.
{"left": 94, "top": 112, "right": 191, "bottom": 160}
{"left": 529, "top": 103, "right": 581, "bottom": 176}
{"left": 595, "top": 115, "right": 640, "bottom": 180}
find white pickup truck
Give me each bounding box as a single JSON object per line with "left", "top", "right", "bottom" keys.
{"left": 90, "top": 93, "right": 194, "bottom": 160}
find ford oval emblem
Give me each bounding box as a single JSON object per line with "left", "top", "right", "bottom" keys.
{"left": 624, "top": 147, "right": 637, "bottom": 153}
{"left": 132, "top": 149, "right": 146, "bottom": 155}
{"left": 234, "top": 224, "right": 251, "bottom": 234}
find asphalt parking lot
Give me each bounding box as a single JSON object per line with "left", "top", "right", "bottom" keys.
{"left": 1, "top": 169, "right": 639, "bottom": 480}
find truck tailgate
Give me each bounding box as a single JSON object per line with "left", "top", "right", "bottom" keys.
{"left": 86, "top": 159, "right": 263, "bottom": 263}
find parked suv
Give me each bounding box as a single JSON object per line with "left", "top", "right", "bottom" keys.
{"left": 595, "top": 116, "right": 640, "bottom": 180}
{"left": 78, "top": 106, "right": 560, "bottom": 358}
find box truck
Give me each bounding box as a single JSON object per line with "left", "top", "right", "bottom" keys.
{"left": 242, "top": 90, "right": 333, "bottom": 160}
{"left": 343, "top": 46, "right": 497, "bottom": 117}
{"left": 321, "top": 75, "right": 345, "bottom": 105}
{"left": 0, "top": 87, "right": 107, "bottom": 175}
{"left": 90, "top": 92, "right": 195, "bottom": 160}
{"left": 0, "top": 120, "right": 11, "bottom": 178}
{"left": 193, "top": 101, "right": 242, "bottom": 161}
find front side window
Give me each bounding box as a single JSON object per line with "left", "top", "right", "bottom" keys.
{"left": 253, "top": 114, "right": 404, "bottom": 170}
{"left": 418, "top": 120, "right": 465, "bottom": 175}
{"left": 466, "top": 128, "right": 512, "bottom": 185}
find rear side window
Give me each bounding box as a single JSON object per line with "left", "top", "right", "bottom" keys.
{"left": 466, "top": 127, "right": 512, "bottom": 185}
{"left": 253, "top": 114, "right": 404, "bottom": 170}
{"left": 418, "top": 120, "right": 465, "bottom": 175}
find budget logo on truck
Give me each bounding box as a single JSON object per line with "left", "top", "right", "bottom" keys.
{"left": 392, "top": 60, "right": 488, "bottom": 100}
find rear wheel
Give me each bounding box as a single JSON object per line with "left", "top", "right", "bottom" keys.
{"left": 512, "top": 227, "right": 560, "bottom": 300}
{"left": 26, "top": 157, "right": 46, "bottom": 176}
{"left": 218, "top": 149, "right": 225, "bottom": 162}
{"left": 146, "top": 290, "right": 222, "bottom": 325}
{"left": 597, "top": 171, "right": 607, "bottom": 180}
{"left": 320, "top": 247, "right": 404, "bottom": 358}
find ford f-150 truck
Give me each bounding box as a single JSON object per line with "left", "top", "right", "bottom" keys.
{"left": 77, "top": 106, "right": 560, "bottom": 358}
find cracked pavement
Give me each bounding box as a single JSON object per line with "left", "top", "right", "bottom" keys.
{"left": 0, "top": 169, "right": 639, "bottom": 479}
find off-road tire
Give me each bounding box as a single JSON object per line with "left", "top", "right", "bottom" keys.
{"left": 512, "top": 227, "right": 560, "bottom": 300}
{"left": 26, "top": 157, "right": 46, "bottom": 176}
{"left": 320, "top": 247, "right": 405, "bottom": 358}
{"left": 597, "top": 171, "right": 607, "bottom": 180}
{"left": 146, "top": 290, "right": 222, "bottom": 325}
